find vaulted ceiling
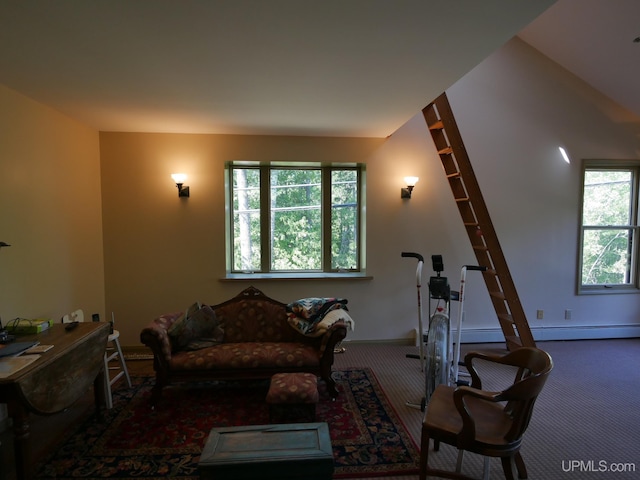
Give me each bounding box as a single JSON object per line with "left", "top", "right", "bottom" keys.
{"left": 1, "top": 1, "right": 637, "bottom": 138}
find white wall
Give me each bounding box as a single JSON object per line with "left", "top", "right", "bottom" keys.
{"left": 383, "top": 37, "right": 640, "bottom": 343}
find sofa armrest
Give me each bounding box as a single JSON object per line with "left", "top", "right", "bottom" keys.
{"left": 140, "top": 311, "right": 182, "bottom": 365}
{"left": 318, "top": 320, "right": 347, "bottom": 361}
{"left": 318, "top": 321, "right": 347, "bottom": 354}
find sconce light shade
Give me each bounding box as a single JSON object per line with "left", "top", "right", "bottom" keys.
{"left": 171, "top": 173, "right": 190, "bottom": 197}
{"left": 401, "top": 176, "right": 419, "bottom": 199}
{"left": 171, "top": 173, "right": 187, "bottom": 184}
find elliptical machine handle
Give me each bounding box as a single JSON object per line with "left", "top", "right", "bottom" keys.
{"left": 464, "top": 265, "right": 487, "bottom": 271}
{"left": 402, "top": 252, "right": 424, "bottom": 287}
{"left": 401, "top": 252, "right": 424, "bottom": 263}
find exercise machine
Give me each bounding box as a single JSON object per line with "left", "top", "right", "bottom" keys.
{"left": 403, "top": 252, "right": 486, "bottom": 411}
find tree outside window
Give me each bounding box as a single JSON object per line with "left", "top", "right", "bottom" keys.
{"left": 229, "top": 163, "right": 363, "bottom": 274}
{"left": 579, "top": 162, "right": 639, "bottom": 293}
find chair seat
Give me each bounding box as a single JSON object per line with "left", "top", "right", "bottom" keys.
{"left": 419, "top": 348, "right": 553, "bottom": 480}
{"left": 108, "top": 329, "right": 120, "bottom": 342}
{"left": 425, "top": 385, "right": 514, "bottom": 450}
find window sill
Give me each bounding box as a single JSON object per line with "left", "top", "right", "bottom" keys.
{"left": 222, "top": 272, "right": 373, "bottom": 281}
{"left": 578, "top": 285, "right": 639, "bottom": 295}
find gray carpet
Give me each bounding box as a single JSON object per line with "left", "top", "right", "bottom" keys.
{"left": 333, "top": 338, "right": 640, "bottom": 479}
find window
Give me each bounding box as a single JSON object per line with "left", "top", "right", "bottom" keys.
{"left": 227, "top": 163, "right": 365, "bottom": 276}
{"left": 579, "top": 160, "right": 640, "bottom": 293}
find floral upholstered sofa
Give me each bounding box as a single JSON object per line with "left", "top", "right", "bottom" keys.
{"left": 140, "top": 286, "right": 350, "bottom": 405}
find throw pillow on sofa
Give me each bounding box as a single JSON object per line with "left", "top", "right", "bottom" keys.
{"left": 167, "top": 302, "right": 199, "bottom": 347}
{"left": 168, "top": 303, "right": 224, "bottom": 351}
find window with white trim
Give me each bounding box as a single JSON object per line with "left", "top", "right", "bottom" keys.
{"left": 226, "top": 162, "right": 365, "bottom": 275}
{"left": 579, "top": 160, "right": 640, "bottom": 293}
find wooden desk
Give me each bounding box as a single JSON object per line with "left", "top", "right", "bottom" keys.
{"left": 0, "top": 322, "right": 109, "bottom": 479}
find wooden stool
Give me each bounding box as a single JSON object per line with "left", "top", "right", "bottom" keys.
{"left": 266, "top": 372, "right": 319, "bottom": 423}
{"left": 103, "top": 328, "right": 131, "bottom": 409}
{"left": 62, "top": 309, "right": 131, "bottom": 409}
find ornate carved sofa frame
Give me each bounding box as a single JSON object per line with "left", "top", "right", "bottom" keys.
{"left": 140, "top": 286, "right": 348, "bottom": 405}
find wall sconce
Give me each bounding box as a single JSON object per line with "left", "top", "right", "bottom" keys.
{"left": 401, "top": 176, "right": 419, "bottom": 199}
{"left": 171, "top": 173, "right": 190, "bottom": 197}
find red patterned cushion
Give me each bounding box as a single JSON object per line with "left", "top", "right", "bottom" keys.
{"left": 170, "top": 342, "right": 320, "bottom": 371}
{"left": 266, "top": 373, "right": 319, "bottom": 404}
{"left": 214, "top": 299, "right": 298, "bottom": 343}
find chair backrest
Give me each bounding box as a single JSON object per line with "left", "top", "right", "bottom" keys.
{"left": 62, "top": 309, "right": 85, "bottom": 323}
{"left": 496, "top": 347, "right": 553, "bottom": 442}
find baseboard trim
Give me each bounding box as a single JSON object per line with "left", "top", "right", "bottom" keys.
{"left": 122, "top": 345, "right": 154, "bottom": 360}
{"left": 122, "top": 325, "right": 640, "bottom": 355}
{"left": 457, "top": 325, "right": 640, "bottom": 343}
{"left": 342, "top": 338, "right": 413, "bottom": 346}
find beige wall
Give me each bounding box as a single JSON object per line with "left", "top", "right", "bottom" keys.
{"left": 0, "top": 84, "right": 105, "bottom": 324}
{"left": 99, "top": 133, "right": 393, "bottom": 345}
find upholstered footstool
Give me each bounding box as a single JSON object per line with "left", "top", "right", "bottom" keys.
{"left": 266, "top": 372, "right": 319, "bottom": 423}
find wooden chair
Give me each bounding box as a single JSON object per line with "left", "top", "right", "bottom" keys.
{"left": 419, "top": 347, "right": 553, "bottom": 480}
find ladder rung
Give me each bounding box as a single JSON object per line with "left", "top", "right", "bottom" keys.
{"left": 489, "top": 291, "right": 506, "bottom": 300}
{"left": 105, "top": 352, "right": 119, "bottom": 362}
{"left": 109, "top": 370, "right": 126, "bottom": 386}
{"left": 425, "top": 92, "right": 535, "bottom": 350}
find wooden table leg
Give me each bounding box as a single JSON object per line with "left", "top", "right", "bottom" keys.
{"left": 94, "top": 368, "right": 107, "bottom": 418}
{"left": 8, "top": 402, "right": 30, "bottom": 480}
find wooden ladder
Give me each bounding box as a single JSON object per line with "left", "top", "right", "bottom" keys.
{"left": 422, "top": 92, "right": 535, "bottom": 350}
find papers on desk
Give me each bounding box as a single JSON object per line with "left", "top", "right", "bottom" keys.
{"left": 0, "top": 341, "right": 39, "bottom": 358}
{"left": 0, "top": 341, "right": 42, "bottom": 378}
{"left": 0, "top": 355, "right": 40, "bottom": 378}
{"left": 24, "top": 344, "right": 54, "bottom": 354}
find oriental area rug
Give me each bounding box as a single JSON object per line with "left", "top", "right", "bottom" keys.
{"left": 36, "top": 368, "right": 420, "bottom": 479}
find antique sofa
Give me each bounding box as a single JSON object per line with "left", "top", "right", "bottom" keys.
{"left": 140, "top": 286, "right": 350, "bottom": 405}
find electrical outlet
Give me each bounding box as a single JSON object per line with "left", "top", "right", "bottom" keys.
{"left": 565, "top": 309, "right": 572, "bottom": 320}
{"left": 536, "top": 310, "right": 544, "bottom": 320}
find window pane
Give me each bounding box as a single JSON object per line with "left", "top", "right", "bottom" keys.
{"left": 331, "top": 170, "right": 358, "bottom": 270}
{"left": 270, "top": 169, "right": 322, "bottom": 270}
{"left": 233, "top": 168, "right": 261, "bottom": 271}
{"left": 583, "top": 170, "right": 632, "bottom": 226}
{"left": 581, "top": 228, "right": 632, "bottom": 285}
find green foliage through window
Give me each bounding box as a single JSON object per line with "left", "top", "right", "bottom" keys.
{"left": 229, "top": 164, "right": 363, "bottom": 274}
{"left": 580, "top": 165, "right": 639, "bottom": 291}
